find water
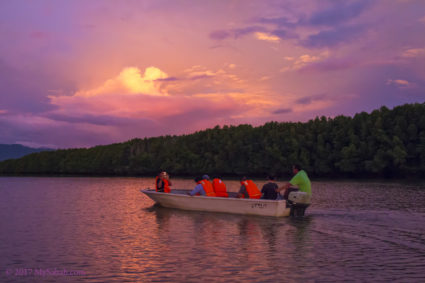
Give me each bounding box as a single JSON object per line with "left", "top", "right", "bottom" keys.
{"left": 0, "top": 177, "right": 424, "bottom": 282}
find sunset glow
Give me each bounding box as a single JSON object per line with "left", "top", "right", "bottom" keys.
{"left": 0, "top": 0, "right": 424, "bottom": 148}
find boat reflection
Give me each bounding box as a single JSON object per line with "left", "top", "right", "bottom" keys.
{"left": 146, "top": 204, "right": 314, "bottom": 266}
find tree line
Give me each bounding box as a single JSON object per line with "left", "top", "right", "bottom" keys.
{"left": 1, "top": 102, "right": 424, "bottom": 178}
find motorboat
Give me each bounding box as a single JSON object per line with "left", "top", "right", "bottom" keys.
{"left": 141, "top": 189, "right": 310, "bottom": 217}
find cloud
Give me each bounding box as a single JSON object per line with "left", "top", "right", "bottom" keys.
{"left": 273, "top": 108, "right": 292, "bottom": 114}
{"left": 254, "top": 32, "right": 280, "bottom": 42}
{"left": 257, "top": 1, "right": 371, "bottom": 48}
{"left": 259, "top": 16, "right": 297, "bottom": 28}
{"left": 301, "top": 25, "right": 365, "bottom": 48}
{"left": 295, "top": 54, "right": 322, "bottom": 67}
{"left": 156, "top": 77, "right": 179, "bottom": 82}
{"left": 0, "top": 60, "right": 61, "bottom": 114}
{"left": 211, "top": 1, "right": 370, "bottom": 49}
{"left": 71, "top": 67, "right": 169, "bottom": 98}
{"left": 48, "top": 67, "right": 175, "bottom": 121}
{"left": 271, "top": 29, "right": 299, "bottom": 40}
{"left": 209, "top": 1, "right": 370, "bottom": 48}
{"left": 295, "top": 94, "right": 328, "bottom": 105}
{"left": 163, "top": 65, "right": 248, "bottom": 96}
{"left": 291, "top": 93, "right": 340, "bottom": 114}
{"left": 298, "top": 58, "right": 357, "bottom": 73}
{"left": 186, "top": 69, "right": 218, "bottom": 80}
{"left": 46, "top": 66, "right": 264, "bottom": 136}
{"left": 209, "top": 30, "right": 231, "bottom": 41}
{"left": 260, "top": 0, "right": 371, "bottom": 28}
{"left": 183, "top": 65, "right": 221, "bottom": 77}
{"left": 2, "top": 0, "right": 424, "bottom": 149}
{"left": 45, "top": 113, "right": 143, "bottom": 126}
{"left": 209, "top": 26, "right": 295, "bottom": 43}
{"left": 0, "top": 109, "right": 8, "bottom": 114}
{"left": 209, "top": 26, "right": 266, "bottom": 41}
{"left": 402, "top": 48, "right": 425, "bottom": 58}
{"left": 280, "top": 52, "right": 328, "bottom": 72}
{"left": 308, "top": 0, "right": 371, "bottom": 26}
{"left": 0, "top": 112, "right": 137, "bottom": 148}
{"left": 386, "top": 79, "right": 411, "bottom": 88}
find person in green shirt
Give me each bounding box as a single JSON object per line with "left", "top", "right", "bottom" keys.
{"left": 276, "top": 164, "right": 311, "bottom": 199}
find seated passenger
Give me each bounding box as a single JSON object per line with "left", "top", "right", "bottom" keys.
{"left": 189, "top": 176, "right": 216, "bottom": 197}
{"left": 155, "top": 171, "right": 172, "bottom": 193}
{"left": 261, "top": 175, "right": 278, "bottom": 200}
{"left": 212, "top": 176, "right": 228, "bottom": 197}
{"left": 237, "top": 176, "right": 261, "bottom": 199}
{"left": 202, "top": 174, "right": 213, "bottom": 191}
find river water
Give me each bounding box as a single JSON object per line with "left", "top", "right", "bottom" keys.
{"left": 0, "top": 177, "right": 424, "bottom": 282}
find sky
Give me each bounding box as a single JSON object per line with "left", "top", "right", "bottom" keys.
{"left": 0, "top": 0, "right": 424, "bottom": 148}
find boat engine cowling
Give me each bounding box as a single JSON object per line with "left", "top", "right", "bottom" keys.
{"left": 287, "top": 191, "right": 311, "bottom": 217}
{"left": 288, "top": 191, "right": 311, "bottom": 204}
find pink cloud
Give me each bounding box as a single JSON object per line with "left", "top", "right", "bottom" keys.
{"left": 386, "top": 79, "right": 413, "bottom": 89}
{"left": 49, "top": 66, "right": 251, "bottom": 120}
{"left": 41, "top": 66, "right": 261, "bottom": 146}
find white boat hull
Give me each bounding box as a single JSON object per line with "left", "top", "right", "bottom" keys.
{"left": 141, "top": 189, "right": 291, "bottom": 217}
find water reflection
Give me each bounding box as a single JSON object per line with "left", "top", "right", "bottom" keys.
{"left": 0, "top": 177, "right": 424, "bottom": 282}
{"left": 147, "top": 204, "right": 172, "bottom": 232}
{"left": 145, "top": 204, "right": 319, "bottom": 280}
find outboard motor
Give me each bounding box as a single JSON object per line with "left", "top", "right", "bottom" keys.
{"left": 287, "top": 191, "right": 311, "bottom": 217}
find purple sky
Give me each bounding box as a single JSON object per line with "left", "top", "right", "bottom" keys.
{"left": 1, "top": 0, "right": 424, "bottom": 148}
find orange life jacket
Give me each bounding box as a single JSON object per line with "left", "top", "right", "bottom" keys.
{"left": 163, "top": 179, "right": 171, "bottom": 193}
{"left": 200, "top": 179, "right": 216, "bottom": 197}
{"left": 241, "top": 180, "right": 261, "bottom": 199}
{"left": 212, "top": 178, "right": 228, "bottom": 197}
{"left": 155, "top": 176, "right": 171, "bottom": 193}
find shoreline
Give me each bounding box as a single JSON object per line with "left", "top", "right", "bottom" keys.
{"left": 1, "top": 174, "right": 424, "bottom": 186}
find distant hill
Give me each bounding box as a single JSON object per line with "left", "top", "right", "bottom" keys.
{"left": 0, "top": 144, "right": 53, "bottom": 161}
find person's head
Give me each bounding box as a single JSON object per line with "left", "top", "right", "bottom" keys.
{"left": 292, "top": 164, "right": 301, "bottom": 174}
{"left": 194, "top": 176, "right": 202, "bottom": 183}
{"left": 240, "top": 176, "right": 247, "bottom": 184}
{"left": 160, "top": 171, "right": 168, "bottom": 179}
{"left": 202, "top": 174, "right": 210, "bottom": 180}
{"left": 267, "top": 175, "right": 275, "bottom": 181}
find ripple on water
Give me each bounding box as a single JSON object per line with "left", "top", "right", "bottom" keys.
{"left": 0, "top": 177, "right": 424, "bottom": 282}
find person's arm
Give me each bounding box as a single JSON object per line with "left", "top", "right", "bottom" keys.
{"left": 189, "top": 184, "right": 204, "bottom": 196}
{"left": 261, "top": 184, "right": 266, "bottom": 199}
{"left": 236, "top": 185, "right": 243, "bottom": 198}
{"left": 157, "top": 179, "right": 164, "bottom": 190}
{"left": 276, "top": 182, "right": 291, "bottom": 193}
{"left": 237, "top": 185, "right": 249, "bottom": 198}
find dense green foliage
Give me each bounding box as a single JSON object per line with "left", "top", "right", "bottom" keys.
{"left": 1, "top": 103, "right": 425, "bottom": 178}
